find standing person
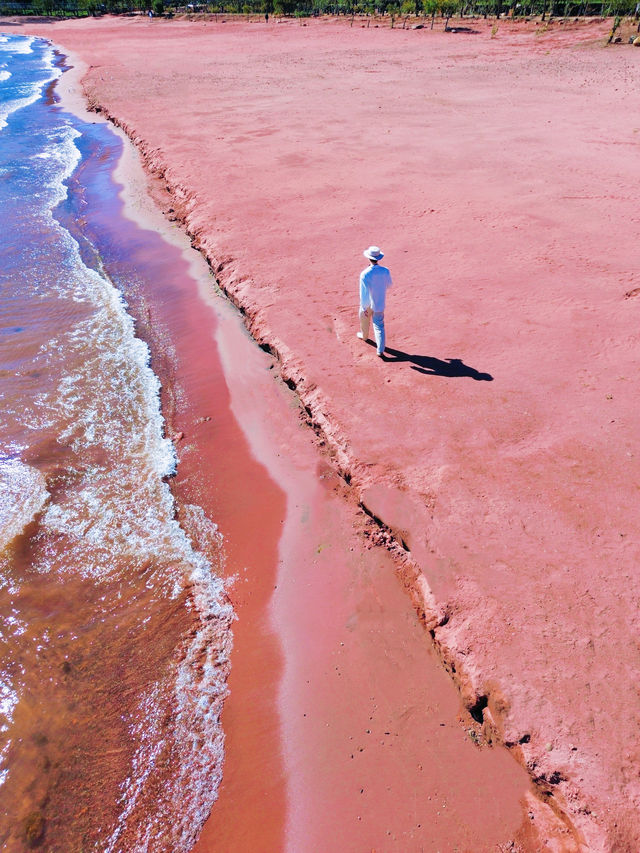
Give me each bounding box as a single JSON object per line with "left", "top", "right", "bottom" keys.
{"left": 358, "top": 245, "right": 392, "bottom": 357}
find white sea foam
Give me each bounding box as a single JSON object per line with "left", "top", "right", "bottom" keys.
{"left": 0, "top": 677, "right": 19, "bottom": 788}
{"left": 104, "top": 509, "right": 232, "bottom": 853}
{"left": 0, "top": 457, "right": 49, "bottom": 553}
{"left": 0, "top": 38, "right": 60, "bottom": 131}
{"left": 0, "top": 499, "right": 26, "bottom": 789}
{"left": 0, "top": 35, "right": 35, "bottom": 54}
{"left": 21, "top": 125, "right": 83, "bottom": 220}
{"left": 37, "top": 252, "right": 180, "bottom": 577}
{"left": 0, "top": 70, "right": 10, "bottom": 83}
{"left": 0, "top": 679, "right": 19, "bottom": 720}
{"left": 43, "top": 123, "right": 85, "bottom": 217}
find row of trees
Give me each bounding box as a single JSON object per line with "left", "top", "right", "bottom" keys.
{"left": 2, "top": 0, "right": 638, "bottom": 22}
{"left": 260, "top": 0, "right": 638, "bottom": 17}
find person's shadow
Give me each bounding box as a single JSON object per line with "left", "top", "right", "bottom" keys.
{"left": 381, "top": 345, "right": 493, "bottom": 381}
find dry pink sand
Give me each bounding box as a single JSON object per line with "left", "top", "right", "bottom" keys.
{"left": 17, "top": 14, "right": 640, "bottom": 849}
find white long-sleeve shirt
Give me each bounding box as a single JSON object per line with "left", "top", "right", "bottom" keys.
{"left": 359, "top": 264, "right": 392, "bottom": 312}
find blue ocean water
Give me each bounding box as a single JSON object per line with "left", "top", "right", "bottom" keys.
{"left": 0, "top": 33, "right": 231, "bottom": 852}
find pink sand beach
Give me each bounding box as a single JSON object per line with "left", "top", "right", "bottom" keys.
{"left": 9, "top": 13, "right": 640, "bottom": 850}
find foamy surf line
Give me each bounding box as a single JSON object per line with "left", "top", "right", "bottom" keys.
{"left": 47, "top": 49, "right": 235, "bottom": 853}
{"left": 0, "top": 455, "right": 49, "bottom": 551}
{"left": 0, "top": 34, "right": 58, "bottom": 129}
{"left": 0, "top": 34, "right": 233, "bottom": 852}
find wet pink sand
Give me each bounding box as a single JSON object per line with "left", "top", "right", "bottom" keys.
{"left": 17, "top": 14, "right": 640, "bottom": 849}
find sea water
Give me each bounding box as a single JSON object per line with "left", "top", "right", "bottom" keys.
{"left": 0, "top": 33, "right": 232, "bottom": 851}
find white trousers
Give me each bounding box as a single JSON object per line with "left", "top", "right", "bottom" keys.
{"left": 359, "top": 307, "right": 386, "bottom": 355}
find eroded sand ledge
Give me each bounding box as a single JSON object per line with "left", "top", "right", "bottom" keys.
{"left": 17, "top": 14, "right": 640, "bottom": 849}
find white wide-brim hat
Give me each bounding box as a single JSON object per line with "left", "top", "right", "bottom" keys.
{"left": 363, "top": 246, "right": 384, "bottom": 261}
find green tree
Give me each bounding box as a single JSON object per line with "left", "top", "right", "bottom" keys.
{"left": 423, "top": 0, "right": 437, "bottom": 25}
{"left": 439, "top": 0, "right": 457, "bottom": 27}
{"left": 363, "top": 0, "right": 376, "bottom": 24}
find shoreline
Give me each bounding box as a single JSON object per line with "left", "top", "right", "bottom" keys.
{"left": 12, "top": 15, "right": 639, "bottom": 848}
{"left": 49, "top": 32, "right": 558, "bottom": 851}
{"left": 54, "top": 48, "right": 291, "bottom": 848}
